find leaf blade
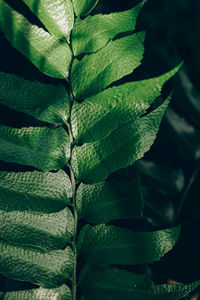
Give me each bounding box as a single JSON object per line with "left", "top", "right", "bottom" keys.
{"left": 72, "top": 2, "right": 145, "bottom": 55}
{"left": 0, "top": 241, "right": 74, "bottom": 288}
{"left": 0, "top": 285, "right": 72, "bottom": 300}
{"left": 72, "top": 0, "right": 98, "bottom": 17}
{"left": 71, "top": 66, "right": 181, "bottom": 143}
{"left": 72, "top": 99, "right": 169, "bottom": 183}
{"left": 0, "top": 207, "right": 74, "bottom": 250}
{"left": 79, "top": 265, "right": 200, "bottom": 300}
{"left": 76, "top": 174, "right": 143, "bottom": 224}
{"left": 0, "top": 0, "right": 72, "bottom": 78}
{"left": 0, "top": 170, "right": 72, "bottom": 212}
{"left": 0, "top": 71, "right": 70, "bottom": 124}
{"left": 22, "top": 0, "right": 74, "bottom": 41}
{"left": 0, "top": 125, "right": 70, "bottom": 171}
{"left": 71, "top": 32, "right": 145, "bottom": 100}
{"left": 77, "top": 224, "right": 181, "bottom": 265}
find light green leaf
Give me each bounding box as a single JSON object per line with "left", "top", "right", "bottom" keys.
{"left": 0, "top": 0, "right": 72, "bottom": 78}
{"left": 72, "top": 0, "right": 98, "bottom": 17}
{"left": 0, "top": 170, "right": 72, "bottom": 212}
{"left": 72, "top": 2, "right": 145, "bottom": 55}
{"left": 0, "top": 125, "right": 70, "bottom": 170}
{"left": 72, "top": 66, "right": 181, "bottom": 143}
{"left": 72, "top": 99, "right": 169, "bottom": 183}
{"left": 79, "top": 265, "right": 200, "bottom": 300}
{"left": 0, "top": 285, "right": 72, "bottom": 300}
{"left": 77, "top": 224, "right": 181, "bottom": 265}
{"left": 0, "top": 71, "right": 69, "bottom": 124}
{"left": 76, "top": 174, "right": 143, "bottom": 224}
{"left": 0, "top": 207, "right": 74, "bottom": 250}
{"left": 71, "top": 32, "right": 145, "bottom": 100}
{"left": 22, "top": 0, "right": 74, "bottom": 41}
{"left": 0, "top": 241, "right": 74, "bottom": 288}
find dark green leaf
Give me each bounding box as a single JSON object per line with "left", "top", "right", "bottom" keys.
{"left": 72, "top": 0, "right": 98, "bottom": 17}
{"left": 72, "top": 2, "right": 145, "bottom": 55}
{"left": 148, "top": 282, "right": 200, "bottom": 300}
{"left": 71, "top": 66, "right": 180, "bottom": 143}
{"left": 0, "top": 0, "right": 72, "bottom": 78}
{"left": 71, "top": 32, "right": 145, "bottom": 100}
{"left": 0, "top": 125, "right": 70, "bottom": 170}
{"left": 0, "top": 207, "right": 74, "bottom": 250}
{"left": 79, "top": 265, "right": 152, "bottom": 300}
{"left": 0, "top": 71, "right": 69, "bottom": 124}
{"left": 77, "top": 224, "right": 181, "bottom": 265}
{"left": 79, "top": 265, "right": 200, "bottom": 300}
{"left": 76, "top": 174, "right": 143, "bottom": 224}
{"left": 0, "top": 285, "right": 72, "bottom": 299}
{"left": 0, "top": 170, "right": 72, "bottom": 212}
{"left": 22, "top": 0, "right": 74, "bottom": 41}
{"left": 0, "top": 241, "right": 74, "bottom": 288}
{"left": 72, "top": 99, "right": 169, "bottom": 183}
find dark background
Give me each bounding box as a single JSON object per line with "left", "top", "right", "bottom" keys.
{"left": 0, "top": 0, "right": 200, "bottom": 298}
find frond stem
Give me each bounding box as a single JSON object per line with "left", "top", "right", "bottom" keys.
{"left": 67, "top": 91, "right": 78, "bottom": 300}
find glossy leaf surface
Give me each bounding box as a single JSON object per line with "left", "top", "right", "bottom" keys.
{"left": 0, "top": 241, "right": 74, "bottom": 288}
{"left": 72, "top": 2, "right": 145, "bottom": 55}
{"left": 0, "top": 0, "right": 72, "bottom": 78}
{"left": 0, "top": 170, "right": 72, "bottom": 212}
{"left": 71, "top": 32, "right": 145, "bottom": 100}
{"left": 0, "top": 285, "right": 72, "bottom": 299}
{"left": 71, "top": 66, "right": 180, "bottom": 143}
{"left": 72, "top": 99, "right": 169, "bottom": 183}
{"left": 72, "top": 0, "right": 98, "bottom": 17}
{"left": 77, "top": 224, "right": 181, "bottom": 265}
{"left": 22, "top": 0, "right": 74, "bottom": 40}
{"left": 0, "top": 208, "right": 74, "bottom": 250}
{"left": 0, "top": 71, "right": 69, "bottom": 124}
{"left": 0, "top": 125, "right": 70, "bottom": 170}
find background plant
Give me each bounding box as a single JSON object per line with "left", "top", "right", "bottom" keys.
{"left": 0, "top": 0, "right": 199, "bottom": 299}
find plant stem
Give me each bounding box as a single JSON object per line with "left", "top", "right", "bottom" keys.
{"left": 70, "top": 166, "right": 78, "bottom": 300}
{"left": 68, "top": 91, "right": 78, "bottom": 300}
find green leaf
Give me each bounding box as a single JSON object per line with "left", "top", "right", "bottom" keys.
{"left": 0, "top": 207, "right": 73, "bottom": 251}
{"left": 76, "top": 174, "right": 143, "bottom": 224}
{"left": 0, "top": 0, "right": 72, "bottom": 78}
{"left": 0, "top": 125, "right": 70, "bottom": 170}
{"left": 0, "top": 285, "right": 72, "bottom": 299}
{"left": 79, "top": 265, "right": 152, "bottom": 300}
{"left": 0, "top": 241, "right": 74, "bottom": 288}
{"left": 148, "top": 282, "right": 200, "bottom": 300}
{"left": 71, "top": 32, "right": 145, "bottom": 100}
{"left": 72, "top": 99, "right": 169, "bottom": 183}
{"left": 79, "top": 265, "right": 200, "bottom": 300}
{"left": 77, "top": 224, "right": 181, "bottom": 265}
{"left": 72, "top": 0, "right": 98, "bottom": 17}
{"left": 22, "top": 0, "right": 74, "bottom": 41}
{"left": 0, "top": 71, "right": 69, "bottom": 124}
{"left": 72, "top": 2, "right": 145, "bottom": 55}
{"left": 0, "top": 170, "right": 72, "bottom": 212}
{"left": 71, "top": 66, "right": 180, "bottom": 143}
